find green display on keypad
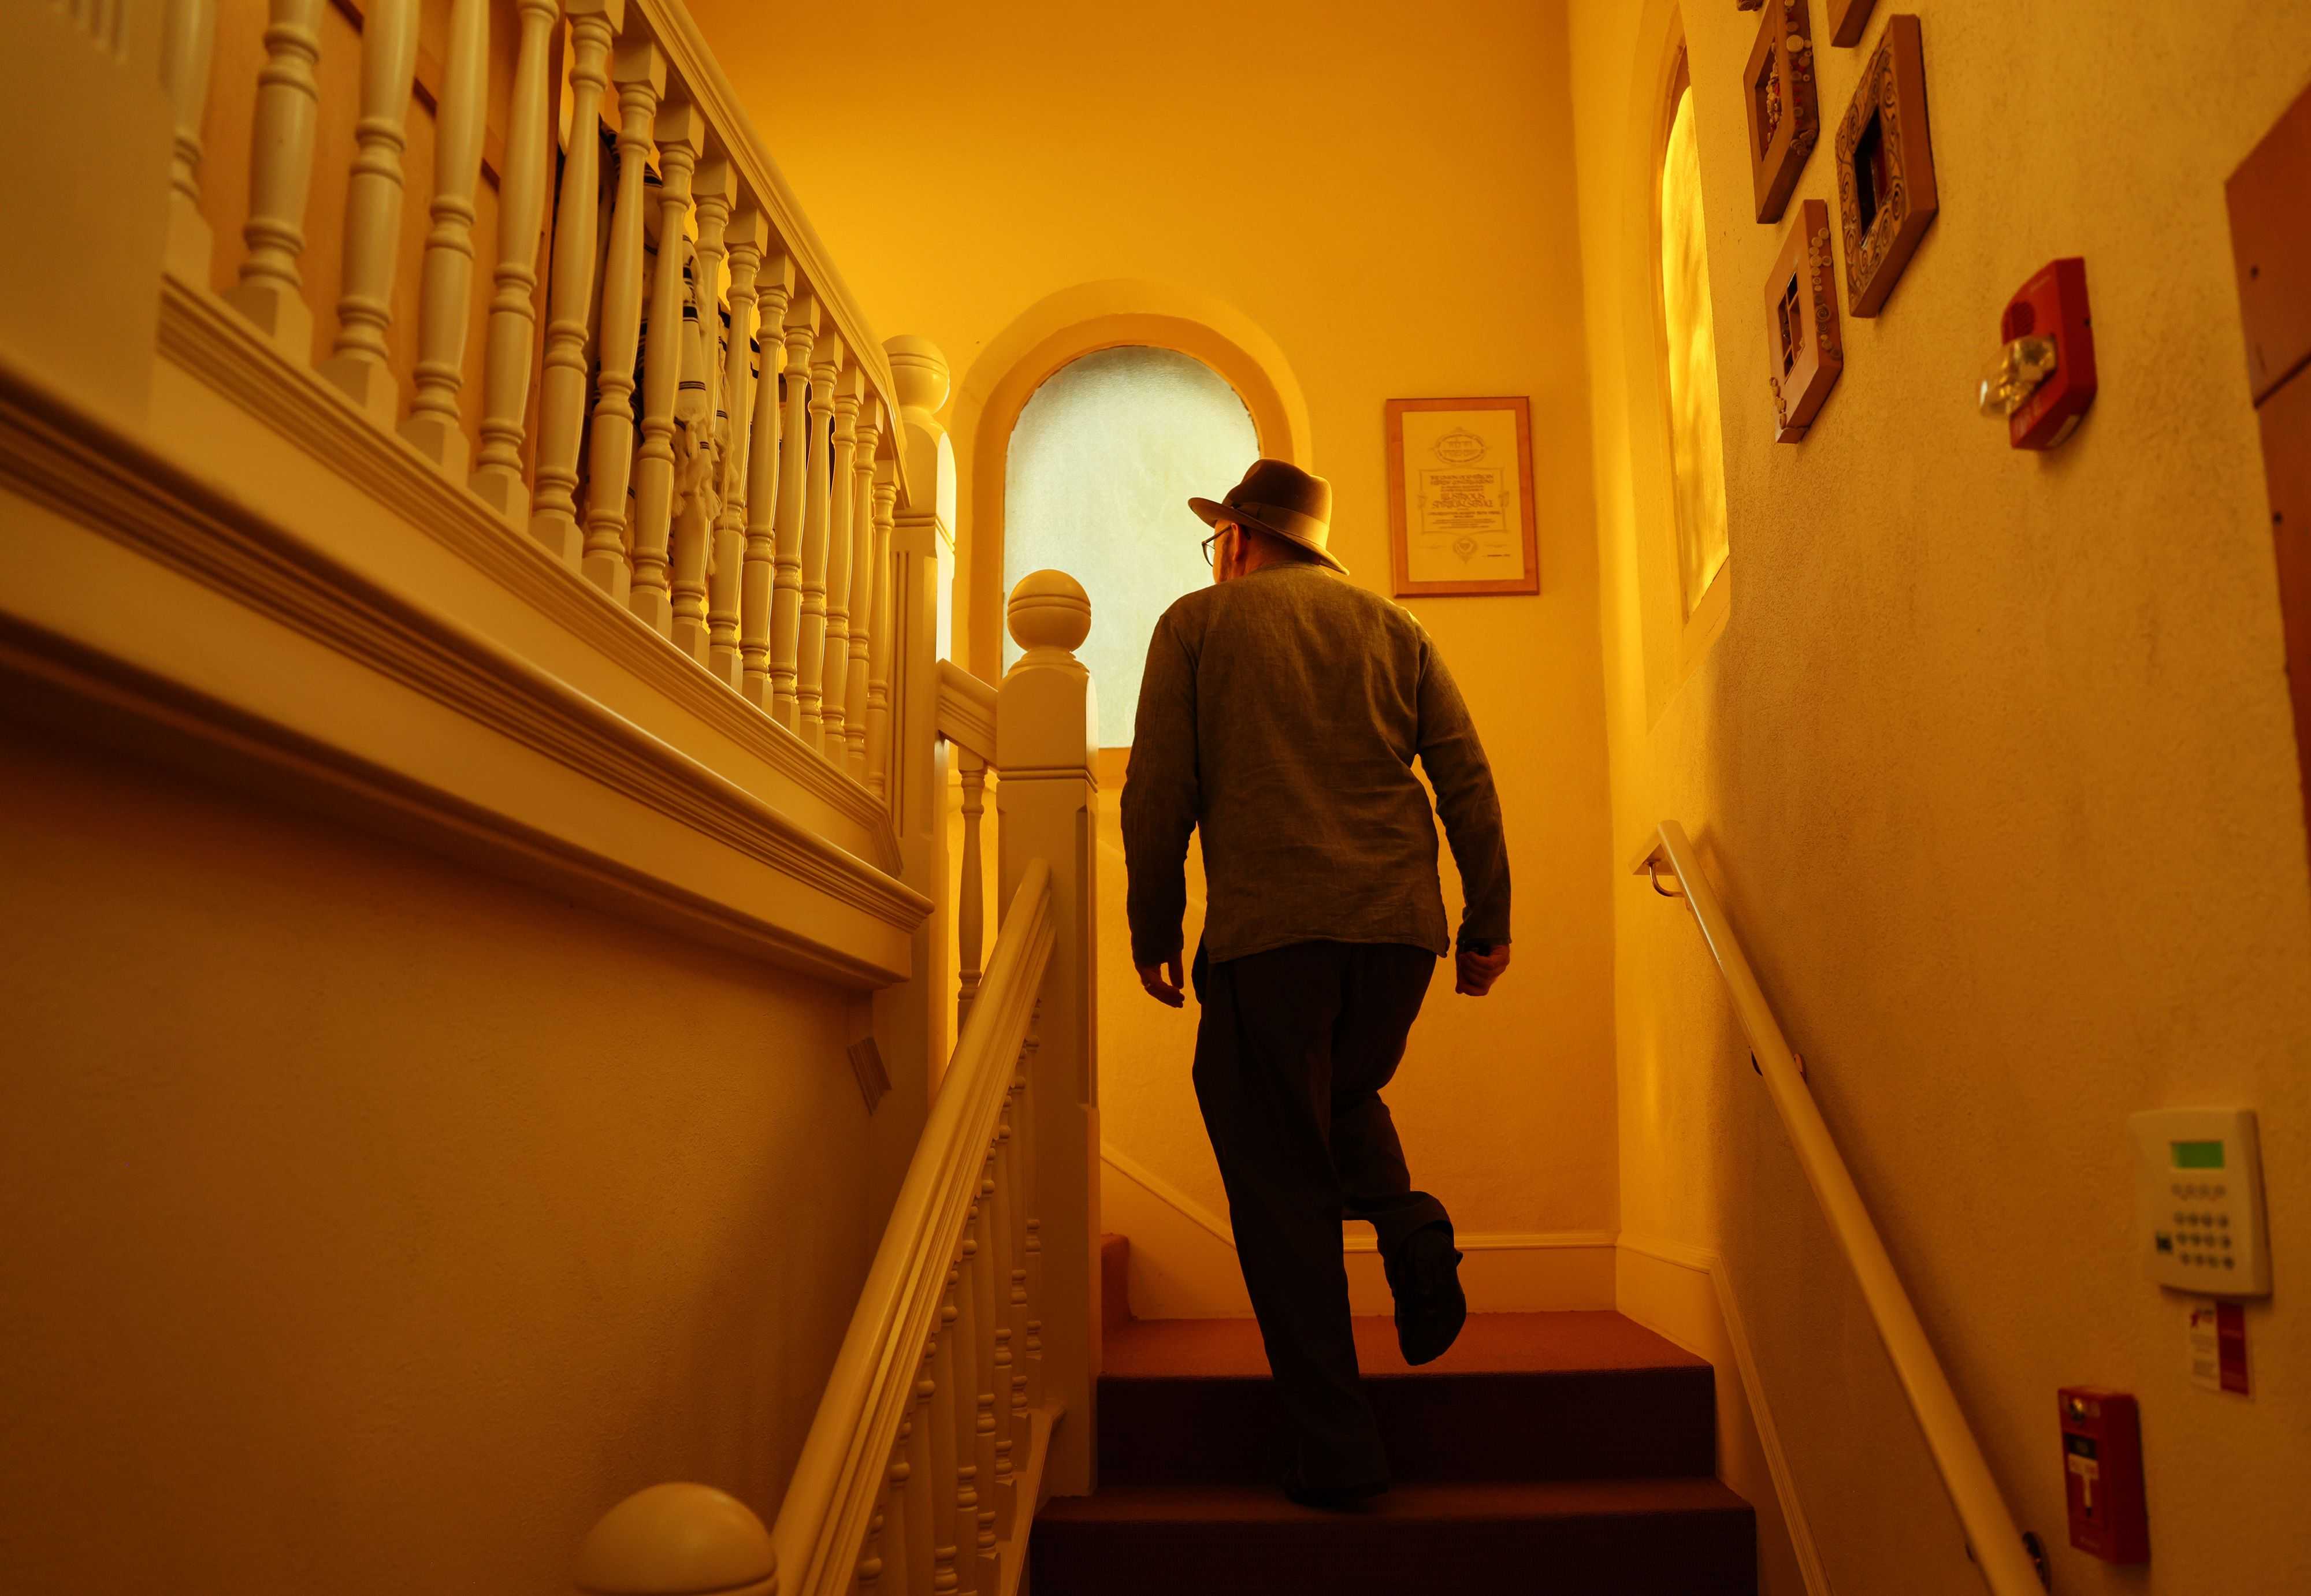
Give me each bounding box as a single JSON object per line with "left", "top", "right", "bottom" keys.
{"left": 2171, "top": 1140, "right": 2226, "bottom": 1170}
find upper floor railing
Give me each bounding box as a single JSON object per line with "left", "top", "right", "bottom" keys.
{"left": 160, "top": 0, "right": 905, "bottom": 788}
{"left": 1634, "top": 822, "right": 2048, "bottom": 1596}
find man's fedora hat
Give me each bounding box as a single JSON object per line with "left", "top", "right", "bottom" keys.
{"left": 1188, "top": 459, "right": 1348, "bottom": 575}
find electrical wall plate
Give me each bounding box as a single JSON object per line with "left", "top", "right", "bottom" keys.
{"left": 2130, "top": 1108, "right": 2271, "bottom": 1297}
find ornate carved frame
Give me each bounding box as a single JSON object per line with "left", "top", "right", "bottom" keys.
{"left": 1744, "top": 0, "right": 1819, "bottom": 224}
{"left": 1836, "top": 13, "right": 1938, "bottom": 317}
{"left": 1764, "top": 198, "right": 1844, "bottom": 442}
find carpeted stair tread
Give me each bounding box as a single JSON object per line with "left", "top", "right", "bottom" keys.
{"left": 1038, "top": 1474, "right": 1751, "bottom": 1524}
{"left": 1105, "top": 1308, "right": 1706, "bottom": 1378}
{"left": 1099, "top": 1311, "right": 1718, "bottom": 1484}
{"left": 1032, "top": 1478, "right": 1758, "bottom": 1595}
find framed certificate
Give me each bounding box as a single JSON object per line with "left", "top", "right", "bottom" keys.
{"left": 1384, "top": 396, "right": 1540, "bottom": 597}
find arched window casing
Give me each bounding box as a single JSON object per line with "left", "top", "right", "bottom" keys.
{"left": 1002, "top": 346, "right": 1259, "bottom": 736}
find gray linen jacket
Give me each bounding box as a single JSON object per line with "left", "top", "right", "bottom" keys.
{"left": 1120, "top": 562, "right": 1510, "bottom": 968}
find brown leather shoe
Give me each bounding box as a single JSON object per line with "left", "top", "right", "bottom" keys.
{"left": 1388, "top": 1220, "right": 1466, "bottom": 1367}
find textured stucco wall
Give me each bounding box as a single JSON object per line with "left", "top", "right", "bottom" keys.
{"left": 712, "top": 0, "right": 1621, "bottom": 1258}
{"left": 1569, "top": 1, "right": 2311, "bottom": 1590}
{"left": 0, "top": 734, "right": 917, "bottom": 1594}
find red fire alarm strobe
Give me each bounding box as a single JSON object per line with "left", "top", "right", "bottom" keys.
{"left": 2004, "top": 258, "right": 2098, "bottom": 449}
{"left": 2059, "top": 1387, "right": 2149, "bottom": 1564}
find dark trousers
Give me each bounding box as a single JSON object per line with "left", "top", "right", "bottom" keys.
{"left": 1190, "top": 938, "right": 1448, "bottom": 1488}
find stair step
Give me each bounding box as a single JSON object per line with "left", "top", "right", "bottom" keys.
{"left": 1099, "top": 1311, "right": 1717, "bottom": 1484}
{"left": 1031, "top": 1477, "right": 1759, "bottom": 1595}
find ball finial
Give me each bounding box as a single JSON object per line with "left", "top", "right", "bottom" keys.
{"left": 575, "top": 1483, "right": 776, "bottom": 1596}
{"left": 885, "top": 334, "right": 950, "bottom": 416}
{"left": 1008, "top": 570, "right": 1091, "bottom": 655}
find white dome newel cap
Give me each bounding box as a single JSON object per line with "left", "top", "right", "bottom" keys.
{"left": 883, "top": 334, "right": 950, "bottom": 419}
{"left": 1006, "top": 570, "right": 1091, "bottom": 663}
{"left": 574, "top": 1482, "right": 778, "bottom": 1596}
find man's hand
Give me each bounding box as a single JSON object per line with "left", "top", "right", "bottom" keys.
{"left": 1455, "top": 941, "right": 1511, "bottom": 997}
{"left": 1137, "top": 953, "right": 1186, "bottom": 1009}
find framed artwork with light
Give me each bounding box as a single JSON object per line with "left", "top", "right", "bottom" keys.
{"left": 1764, "top": 198, "right": 1844, "bottom": 442}
{"left": 1384, "top": 397, "right": 1540, "bottom": 598}
{"left": 1836, "top": 13, "right": 1939, "bottom": 317}
{"left": 1744, "top": 0, "right": 1820, "bottom": 223}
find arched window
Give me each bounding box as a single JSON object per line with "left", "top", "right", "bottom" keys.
{"left": 1659, "top": 55, "right": 1730, "bottom": 615}
{"left": 1002, "top": 346, "right": 1259, "bottom": 736}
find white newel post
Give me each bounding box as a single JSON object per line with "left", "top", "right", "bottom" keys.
{"left": 996, "top": 570, "right": 1100, "bottom": 1497}
{"left": 575, "top": 1483, "right": 776, "bottom": 1596}
{"left": 880, "top": 333, "right": 956, "bottom": 1106}
{"left": 2, "top": 0, "right": 173, "bottom": 424}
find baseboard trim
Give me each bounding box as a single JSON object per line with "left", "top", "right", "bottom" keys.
{"left": 1099, "top": 1143, "right": 1615, "bottom": 1256}
{"left": 1617, "top": 1234, "right": 1830, "bottom": 1596}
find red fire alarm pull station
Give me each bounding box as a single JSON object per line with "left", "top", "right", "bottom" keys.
{"left": 1979, "top": 258, "right": 2100, "bottom": 449}
{"left": 2059, "top": 1387, "right": 2149, "bottom": 1564}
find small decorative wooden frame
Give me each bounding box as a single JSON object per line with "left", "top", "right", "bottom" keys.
{"left": 1764, "top": 199, "right": 1844, "bottom": 441}
{"left": 1745, "top": 0, "right": 1820, "bottom": 223}
{"left": 1826, "top": 0, "right": 1878, "bottom": 46}
{"left": 1836, "top": 13, "right": 1938, "bottom": 317}
{"left": 1384, "top": 397, "right": 1540, "bottom": 597}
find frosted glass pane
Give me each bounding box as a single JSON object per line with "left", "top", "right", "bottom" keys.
{"left": 1660, "top": 86, "right": 1730, "bottom": 614}
{"left": 1004, "top": 347, "right": 1258, "bottom": 741}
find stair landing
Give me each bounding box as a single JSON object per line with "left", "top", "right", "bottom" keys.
{"left": 1035, "top": 1239, "right": 1756, "bottom": 1594}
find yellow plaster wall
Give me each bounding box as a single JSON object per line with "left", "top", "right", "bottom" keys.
{"left": 1569, "top": 2, "right": 2311, "bottom": 1590}
{"left": 0, "top": 732, "right": 920, "bottom": 1593}
{"left": 704, "top": 0, "right": 1621, "bottom": 1263}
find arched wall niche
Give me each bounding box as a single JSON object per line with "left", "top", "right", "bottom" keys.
{"left": 949, "top": 281, "right": 1313, "bottom": 688}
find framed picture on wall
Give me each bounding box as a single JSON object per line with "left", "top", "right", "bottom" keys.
{"left": 1384, "top": 396, "right": 1540, "bottom": 597}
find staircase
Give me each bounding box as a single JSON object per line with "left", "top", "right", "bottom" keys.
{"left": 1029, "top": 1238, "right": 1758, "bottom": 1594}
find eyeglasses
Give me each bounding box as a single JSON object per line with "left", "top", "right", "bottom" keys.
{"left": 1201, "top": 520, "right": 1232, "bottom": 567}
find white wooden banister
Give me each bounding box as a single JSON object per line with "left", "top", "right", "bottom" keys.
{"left": 469, "top": 0, "right": 559, "bottom": 518}
{"left": 581, "top": 37, "right": 663, "bottom": 600}
{"left": 161, "top": 0, "right": 217, "bottom": 283}
{"left": 314, "top": 0, "right": 418, "bottom": 421}
{"left": 627, "top": 96, "right": 701, "bottom": 636}
{"left": 222, "top": 0, "right": 325, "bottom": 355}
{"left": 1636, "top": 821, "right": 2045, "bottom": 1596}
{"left": 397, "top": 0, "right": 488, "bottom": 473}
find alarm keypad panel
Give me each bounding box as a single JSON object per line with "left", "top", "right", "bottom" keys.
{"left": 2130, "top": 1108, "right": 2271, "bottom": 1297}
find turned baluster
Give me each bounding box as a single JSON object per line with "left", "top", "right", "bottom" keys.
{"left": 768, "top": 295, "right": 819, "bottom": 727}
{"left": 948, "top": 1248, "right": 983, "bottom": 1596}
{"left": 222, "top": 0, "right": 325, "bottom": 355}
{"left": 796, "top": 333, "right": 844, "bottom": 747}
{"left": 161, "top": 0, "right": 217, "bottom": 283}
{"left": 876, "top": 1417, "right": 913, "bottom": 1595}
{"left": 527, "top": 0, "right": 622, "bottom": 567}
{"left": 932, "top": 1276, "right": 972, "bottom": 1596}
{"left": 1019, "top": 1015, "right": 1045, "bottom": 1409}
{"left": 468, "top": 0, "right": 560, "bottom": 515}
{"left": 740, "top": 255, "right": 796, "bottom": 708}
{"left": 668, "top": 155, "right": 732, "bottom": 662}
{"left": 579, "top": 41, "right": 665, "bottom": 600}
{"left": 314, "top": 0, "right": 420, "bottom": 419}
{"left": 1003, "top": 1077, "right": 1033, "bottom": 1445}
{"left": 819, "top": 364, "right": 863, "bottom": 758}
{"left": 626, "top": 99, "right": 701, "bottom": 635}
{"left": 844, "top": 399, "right": 883, "bottom": 779}
{"left": 983, "top": 1143, "right": 1020, "bottom": 1542}
{"left": 956, "top": 755, "right": 987, "bottom": 1031}
{"left": 864, "top": 462, "right": 900, "bottom": 798}
{"left": 906, "top": 1351, "right": 938, "bottom": 1594}
{"left": 398, "top": 0, "right": 489, "bottom": 471}
{"left": 707, "top": 207, "right": 764, "bottom": 687}
{"left": 967, "top": 1168, "right": 1004, "bottom": 1576}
